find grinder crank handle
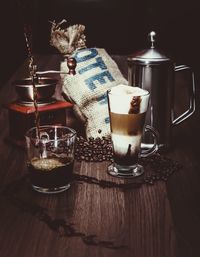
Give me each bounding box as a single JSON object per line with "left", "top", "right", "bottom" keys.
{"left": 172, "top": 65, "right": 196, "bottom": 126}
{"left": 36, "top": 57, "right": 77, "bottom": 76}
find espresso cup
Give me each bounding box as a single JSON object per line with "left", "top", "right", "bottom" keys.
{"left": 107, "top": 85, "right": 158, "bottom": 178}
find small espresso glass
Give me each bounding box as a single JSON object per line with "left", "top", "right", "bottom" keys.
{"left": 107, "top": 85, "right": 158, "bottom": 178}
{"left": 25, "top": 125, "right": 76, "bottom": 193}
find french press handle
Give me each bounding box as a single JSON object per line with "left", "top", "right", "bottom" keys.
{"left": 172, "top": 65, "right": 196, "bottom": 126}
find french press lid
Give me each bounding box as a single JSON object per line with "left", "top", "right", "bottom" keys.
{"left": 127, "top": 31, "right": 171, "bottom": 65}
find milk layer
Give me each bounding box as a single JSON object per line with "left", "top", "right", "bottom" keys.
{"left": 112, "top": 133, "right": 142, "bottom": 156}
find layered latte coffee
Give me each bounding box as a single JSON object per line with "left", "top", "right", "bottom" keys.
{"left": 108, "top": 85, "right": 149, "bottom": 167}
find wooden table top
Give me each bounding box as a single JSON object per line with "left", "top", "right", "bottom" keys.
{"left": 0, "top": 54, "right": 200, "bottom": 257}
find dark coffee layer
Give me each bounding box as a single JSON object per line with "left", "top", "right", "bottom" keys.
{"left": 113, "top": 146, "right": 139, "bottom": 166}
{"left": 28, "top": 158, "right": 73, "bottom": 188}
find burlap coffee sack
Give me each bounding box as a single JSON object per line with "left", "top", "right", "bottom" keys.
{"left": 61, "top": 48, "right": 127, "bottom": 138}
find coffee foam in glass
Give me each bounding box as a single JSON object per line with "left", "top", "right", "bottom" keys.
{"left": 108, "top": 84, "right": 149, "bottom": 114}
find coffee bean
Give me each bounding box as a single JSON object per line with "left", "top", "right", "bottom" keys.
{"left": 75, "top": 134, "right": 113, "bottom": 163}
{"left": 74, "top": 134, "right": 180, "bottom": 186}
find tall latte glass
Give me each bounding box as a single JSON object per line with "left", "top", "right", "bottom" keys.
{"left": 107, "top": 85, "right": 158, "bottom": 178}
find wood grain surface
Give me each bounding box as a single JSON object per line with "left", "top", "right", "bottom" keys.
{"left": 0, "top": 54, "right": 199, "bottom": 257}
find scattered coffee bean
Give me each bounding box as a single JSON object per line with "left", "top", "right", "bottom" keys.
{"left": 75, "top": 136, "right": 113, "bottom": 162}
{"left": 74, "top": 135, "right": 181, "bottom": 186}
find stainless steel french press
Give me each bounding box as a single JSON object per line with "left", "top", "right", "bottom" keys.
{"left": 127, "top": 31, "right": 196, "bottom": 150}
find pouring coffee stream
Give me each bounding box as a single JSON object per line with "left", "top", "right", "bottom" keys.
{"left": 23, "top": 26, "right": 77, "bottom": 150}
{"left": 24, "top": 27, "right": 41, "bottom": 139}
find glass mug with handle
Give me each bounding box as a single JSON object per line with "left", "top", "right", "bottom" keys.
{"left": 25, "top": 125, "right": 76, "bottom": 194}
{"left": 107, "top": 85, "right": 158, "bottom": 178}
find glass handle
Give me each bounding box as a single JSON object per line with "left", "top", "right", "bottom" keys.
{"left": 172, "top": 65, "right": 196, "bottom": 126}
{"left": 140, "top": 125, "right": 159, "bottom": 158}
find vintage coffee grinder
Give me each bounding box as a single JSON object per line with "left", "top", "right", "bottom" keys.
{"left": 127, "top": 31, "right": 196, "bottom": 151}
{"left": 6, "top": 28, "right": 77, "bottom": 146}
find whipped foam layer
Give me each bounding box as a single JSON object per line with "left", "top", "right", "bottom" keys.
{"left": 108, "top": 84, "right": 149, "bottom": 114}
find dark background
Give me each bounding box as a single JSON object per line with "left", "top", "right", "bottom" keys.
{"left": 1, "top": 0, "right": 200, "bottom": 87}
